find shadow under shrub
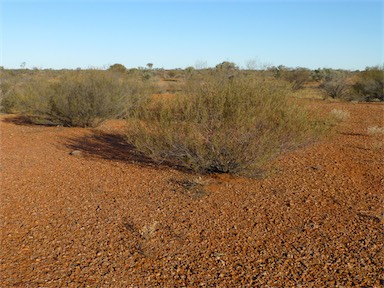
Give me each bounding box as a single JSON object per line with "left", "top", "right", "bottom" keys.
{"left": 126, "top": 75, "right": 328, "bottom": 177}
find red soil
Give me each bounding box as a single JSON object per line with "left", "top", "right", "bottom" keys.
{"left": 1, "top": 100, "right": 383, "bottom": 287}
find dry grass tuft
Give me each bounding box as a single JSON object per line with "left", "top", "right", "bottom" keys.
{"left": 367, "top": 126, "right": 384, "bottom": 135}
{"left": 330, "top": 109, "right": 350, "bottom": 121}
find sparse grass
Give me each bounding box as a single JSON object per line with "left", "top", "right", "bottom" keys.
{"left": 140, "top": 221, "right": 159, "bottom": 240}
{"left": 366, "top": 126, "right": 384, "bottom": 151}
{"left": 367, "top": 126, "right": 384, "bottom": 135}
{"left": 330, "top": 109, "right": 350, "bottom": 121}
{"left": 292, "top": 87, "right": 324, "bottom": 100}
{"left": 126, "top": 73, "right": 329, "bottom": 177}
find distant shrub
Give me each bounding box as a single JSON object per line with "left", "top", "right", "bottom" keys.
{"left": 215, "top": 61, "right": 238, "bottom": 72}
{"left": 126, "top": 74, "right": 328, "bottom": 176}
{"left": 184, "top": 66, "right": 195, "bottom": 79}
{"left": 319, "top": 71, "right": 350, "bottom": 99}
{"left": 272, "top": 66, "right": 311, "bottom": 90}
{"left": 108, "top": 63, "right": 127, "bottom": 73}
{"left": 352, "top": 66, "right": 384, "bottom": 101}
{"left": 285, "top": 68, "right": 312, "bottom": 90}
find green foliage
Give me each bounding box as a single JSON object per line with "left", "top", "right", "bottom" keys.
{"left": 108, "top": 63, "right": 127, "bottom": 73}
{"left": 215, "top": 61, "right": 238, "bottom": 73}
{"left": 184, "top": 66, "right": 195, "bottom": 79}
{"left": 215, "top": 61, "right": 238, "bottom": 70}
{"left": 126, "top": 74, "right": 328, "bottom": 176}
{"left": 213, "top": 62, "right": 239, "bottom": 80}
{"left": 352, "top": 66, "right": 384, "bottom": 101}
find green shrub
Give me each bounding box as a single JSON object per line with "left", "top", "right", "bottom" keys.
{"left": 1, "top": 70, "right": 151, "bottom": 127}
{"left": 108, "top": 63, "right": 127, "bottom": 73}
{"left": 0, "top": 78, "right": 51, "bottom": 115}
{"left": 48, "top": 70, "right": 155, "bottom": 127}
{"left": 126, "top": 74, "right": 328, "bottom": 176}
{"left": 46, "top": 71, "right": 125, "bottom": 127}
{"left": 352, "top": 66, "right": 384, "bottom": 101}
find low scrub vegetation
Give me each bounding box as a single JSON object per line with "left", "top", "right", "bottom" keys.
{"left": 271, "top": 66, "right": 312, "bottom": 90}
{"left": 126, "top": 74, "right": 328, "bottom": 176}
{"left": 319, "top": 70, "right": 350, "bottom": 99}
{"left": 1, "top": 62, "right": 381, "bottom": 176}
{"left": 352, "top": 66, "right": 384, "bottom": 102}
{"left": 1, "top": 70, "right": 152, "bottom": 127}
{"left": 47, "top": 71, "right": 129, "bottom": 127}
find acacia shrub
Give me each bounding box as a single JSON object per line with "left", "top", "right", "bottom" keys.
{"left": 126, "top": 74, "right": 328, "bottom": 176}
{"left": 0, "top": 75, "right": 52, "bottom": 115}
{"left": 1, "top": 70, "right": 151, "bottom": 127}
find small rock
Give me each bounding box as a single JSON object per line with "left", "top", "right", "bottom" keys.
{"left": 69, "top": 150, "right": 82, "bottom": 156}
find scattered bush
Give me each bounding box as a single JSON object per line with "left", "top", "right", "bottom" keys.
{"left": 215, "top": 61, "right": 238, "bottom": 72}
{"left": 1, "top": 70, "right": 151, "bottom": 127}
{"left": 47, "top": 71, "right": 128, "bottom": 127}
{"left": 126, "top": 74, "right": 328, "bottom": 176}
{"left": 108, "top": 63, "right": 127, "bottom": 74}
{"left": 319, "top": 71, "right": 350, "bottom": 99}
{"left": 272, "top": 66, "right": 312, "bottom": 90}
{"left": 352, "top": 66, "right": 384, "bottom": 101}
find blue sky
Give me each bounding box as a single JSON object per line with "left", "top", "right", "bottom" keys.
{"left": 1, "top": 0, "right": 383, "bottom": 70}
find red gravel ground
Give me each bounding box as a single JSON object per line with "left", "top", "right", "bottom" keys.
{"left": 1, "top": 100, "right": 383, "bottom": 287}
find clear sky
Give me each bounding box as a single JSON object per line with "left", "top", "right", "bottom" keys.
{"left": 1, "top": 0, "right": 383, "bottom": 70}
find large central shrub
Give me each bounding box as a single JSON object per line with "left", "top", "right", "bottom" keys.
{"left": 127, "top": 75, "right": 326, "bottom": 176}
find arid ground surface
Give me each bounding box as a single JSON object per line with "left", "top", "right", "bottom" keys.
{"left": 1, "top": 100, "right": 383, "bottom": 287}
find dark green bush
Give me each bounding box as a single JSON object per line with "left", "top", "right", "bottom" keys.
{"left": 126, "top": 74, "right": 328, "bottom": 176}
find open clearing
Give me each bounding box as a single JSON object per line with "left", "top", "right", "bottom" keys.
{"left": 1, "top": 100, "right": 383, "bottom": 286}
